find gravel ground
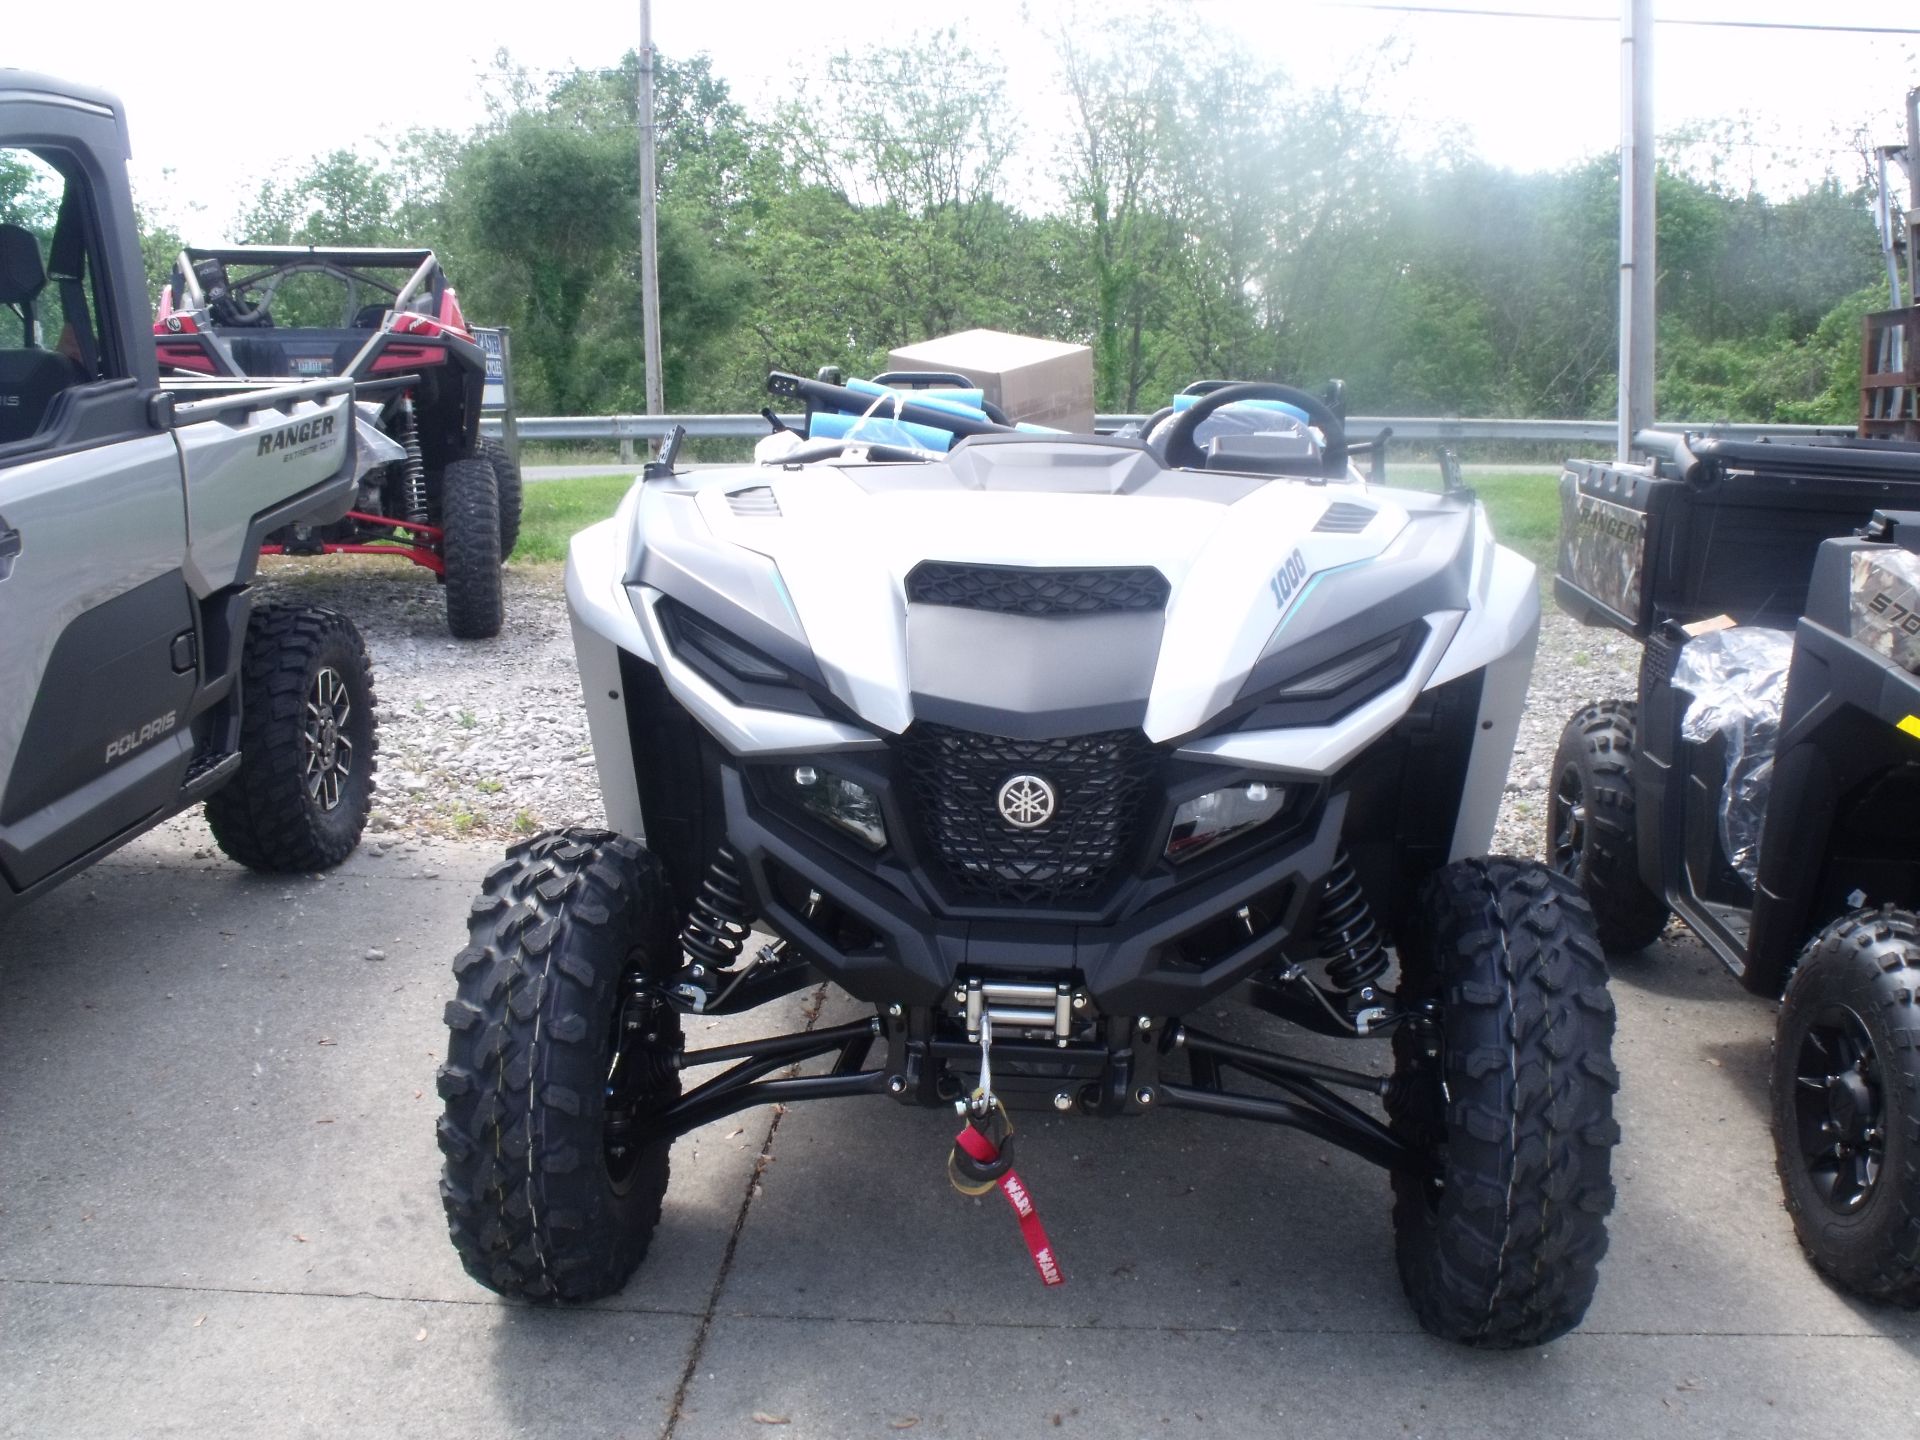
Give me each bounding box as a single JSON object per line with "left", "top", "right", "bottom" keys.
{"left": 1490, "top": 610, "right": 1641, "bottom": 858}
{"left": 162, "top": 558, "right": 1641, "bottom": 861}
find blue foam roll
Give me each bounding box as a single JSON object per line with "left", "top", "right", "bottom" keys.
{"left": 843, "top": 377, "right": 989, "bottom": 420}
{"left": 808, "top": 410, "right": 955, "bottom": 452}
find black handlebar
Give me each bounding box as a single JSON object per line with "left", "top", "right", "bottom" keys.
{"left": 871, "top": 370, "right": 974, "bottom": 390}
{"left": 766, "top": 371, "right": 1018, "bottom": 440}
{"left": 1631, "top": 429, "right": 1705, "bottom": 486}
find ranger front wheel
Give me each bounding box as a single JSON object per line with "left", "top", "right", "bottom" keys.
{"left": 203, "top": 604, "right": 376, "bottom": 872}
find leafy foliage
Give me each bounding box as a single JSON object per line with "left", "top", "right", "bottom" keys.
{"left": 204, "top": 18, "right": 1888, "bottom": 425}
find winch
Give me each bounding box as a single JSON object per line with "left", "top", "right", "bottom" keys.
{"left": 959, "top": 978, "right": 1079, "bottom": 1046}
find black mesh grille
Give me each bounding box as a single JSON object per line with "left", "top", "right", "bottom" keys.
{"left": 905, "top": 562, "right": 1170, "bottom": 616}
{"left": 896, "top": 724, "right": 1161, "bottom": 906}
{"left": 1314, "top": 501, "right": 1375, "bottom": 533}
{"left": 1641, "top": 629, "right": 1679, "bottom": 696}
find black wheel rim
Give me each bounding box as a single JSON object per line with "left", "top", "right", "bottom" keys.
{"left": 603, "top": 963, "right": 674, "bottom": 1193}
{"left": 1791, "top": 1004, "right": 1886, "bottom": 1215}
{"left": 1550, "top": 765, "right": 1586, "bottom": 881}
{"left": 303, "top": 665, "right": 354, "bottom": 812}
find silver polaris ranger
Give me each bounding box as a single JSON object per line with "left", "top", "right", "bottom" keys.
{"left": 0, "top": 74, "right": 378, "bottom": 916}
{"left": 438, "top": 373, "right": 1619, "bottom": 1346}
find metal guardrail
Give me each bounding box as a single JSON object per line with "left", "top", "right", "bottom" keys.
{"left": 480, "top": 413, "right": 1859, "bottom": 447}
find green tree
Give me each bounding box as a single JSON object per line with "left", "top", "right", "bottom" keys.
{"left": 451, "top": 114, "right": 637, "bottom": 412}
{"left": 238, "top": 149, "right": 399, "bottom": 246}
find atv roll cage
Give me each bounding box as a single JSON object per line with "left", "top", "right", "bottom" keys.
{"left": 166, "top": 245, "right": 444, "bottom": 329}
{"left": 154, "top": 241, "right": 512, "bottom": 636}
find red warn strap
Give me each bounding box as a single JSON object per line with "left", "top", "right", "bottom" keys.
{"left": 954, "top": 1122, "right": 1064, "bottom": 1287}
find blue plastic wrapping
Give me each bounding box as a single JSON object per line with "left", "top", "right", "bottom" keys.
{"left": 806, "top": 410, "right": 955, "bottom": 452}
{"left": 1170, "top": 393, "right": 1310, "bottom": 424}
{"left": 843, "top": 377, "right": 989, "bottom": 421}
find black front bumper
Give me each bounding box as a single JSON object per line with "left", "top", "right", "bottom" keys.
{"left": 721, "top": 764, "right": 1346, "bottom": 1016}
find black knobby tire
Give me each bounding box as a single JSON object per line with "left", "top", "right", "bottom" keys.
{"left": 1772, "top": 909, "right": 1920, "bottom": 1305}
{"left": 1388, "top": 858, "right": 1620, "bottom": 1347}
{"left": 440, "top": 454, "right": 503, "bottom": 640}
{"left": 1550, "top": 701, "right": 1669, "bottom": 953}
{"left": 203, "top": 604, "right": 376, "bottom": 872}
{"left": 438, "top": 829, "right": 684, "bottom": 1303}
{"left": 481, "top": 438, "right": 523, "bottom": 561}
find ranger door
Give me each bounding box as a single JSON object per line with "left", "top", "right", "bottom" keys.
{"left": 0, "top": 143, "right": 197, "bottom": 898}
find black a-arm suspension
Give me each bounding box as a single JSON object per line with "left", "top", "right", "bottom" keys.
{"left": 639, "top": 1017, "right": 887, "bottom": 1143}
{"left": 630, "top": 1007, "right": 1415, "bottom": 1178}
{"left": 1155, "top": 1025, "right": 1411, "bottom": 1173}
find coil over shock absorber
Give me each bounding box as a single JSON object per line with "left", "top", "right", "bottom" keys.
{"left": 675, "top": 844, "right": 752, "bottom": 1007}
{"left": 392, "top": 395, "right": 429, "bottom": 526}
{"left": 1314, "top": 847, "right": 1389, "bottom": 1000}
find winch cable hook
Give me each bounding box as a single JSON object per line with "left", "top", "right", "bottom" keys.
{"left": 944, "top": 1014, "right": 1065, "bottom": 1287}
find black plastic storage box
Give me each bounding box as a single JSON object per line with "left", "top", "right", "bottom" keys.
{"left": 1556, "top": 434, "right": 1920, "bottom": 639}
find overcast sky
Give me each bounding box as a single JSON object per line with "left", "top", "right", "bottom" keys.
{"left": 8, "top": 0, "right": 1917, "bottom": 237}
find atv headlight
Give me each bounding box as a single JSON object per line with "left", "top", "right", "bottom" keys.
{"left": 1233, "top": 622, "right": 1429, "bottom": 731}
{"left": 786, "top": 765, "right": 886, "bottom": 851}
{"left": 656, "top": 597, "right": 827, "bottom": 718}
{"left": 1166, "top": 781, "right": 1287, "bottom": 861}
{"left": 666, "top": 601, "right": 790, "bottom": 683}
{"left": 1269, "top": 632, "right": 1408, "bottom": 699}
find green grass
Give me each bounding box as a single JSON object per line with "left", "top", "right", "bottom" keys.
{"left": 1460, "top": 471, "right": 1561, "bottom": 571}
{"left": 513, "top": 474, "right": 636, "bottom": 565}
{"left": 511, "top": 468, "right": 1566, "bottom": 574}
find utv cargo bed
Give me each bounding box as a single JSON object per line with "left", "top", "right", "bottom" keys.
{"left": 1557, "top": 433, "right": 1920, "bottom": 637}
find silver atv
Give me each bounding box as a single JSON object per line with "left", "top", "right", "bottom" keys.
{"left": 437, "top": 374, "right": 1618, "bottom": 1347}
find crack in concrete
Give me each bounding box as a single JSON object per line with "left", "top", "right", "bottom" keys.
{"left": 659, "top": 982, "right": 830, "bottom": 1440}
{"left": 4, "top": 1275, "right": 1915, "bottom": 1345}
{"left": 0, "top": 1273, "right": 702, "bottom": 1317}
{"left": 690, "top": 1309, "right": 1920, "bottom": 1342}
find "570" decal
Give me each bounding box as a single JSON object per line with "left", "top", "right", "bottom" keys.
{"left": 1868, "top": 590, "right": 1920, "bottom": 636}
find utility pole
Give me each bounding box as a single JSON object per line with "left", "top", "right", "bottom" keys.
{"left": 1617, "top": 0, "right": 1656, "bottom": 461}
{"left": 638, "top": 0, "right": 664, "bottom": 426}
{"left": 1876, "top": 146, "right": 1904, "bottom": 308}
{"left": 1907, "top": 87, "right": 1918, "bottom": 304}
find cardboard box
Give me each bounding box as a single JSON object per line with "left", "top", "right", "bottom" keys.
{"left": 886, "top": 329, "right": 1095, "bottom": 433}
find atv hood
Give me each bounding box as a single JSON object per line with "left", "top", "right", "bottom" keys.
{"left": 617, "top": 438, "right": 1485, "bottom": 745}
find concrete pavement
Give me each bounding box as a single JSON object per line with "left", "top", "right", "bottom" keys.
{"left": 4, "top": 827, "right": 1919, "bottom": 1438}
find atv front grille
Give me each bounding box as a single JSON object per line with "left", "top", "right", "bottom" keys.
{"left": 905, "top": 562, "right": 1170, "bottom": 616}
{"left": 896, "top": 723, "right": 1160, "bottom": 906}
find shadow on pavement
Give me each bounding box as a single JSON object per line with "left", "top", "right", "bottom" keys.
{"left": 7, "top": 837, "right": 1920, "bottom": 1439}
